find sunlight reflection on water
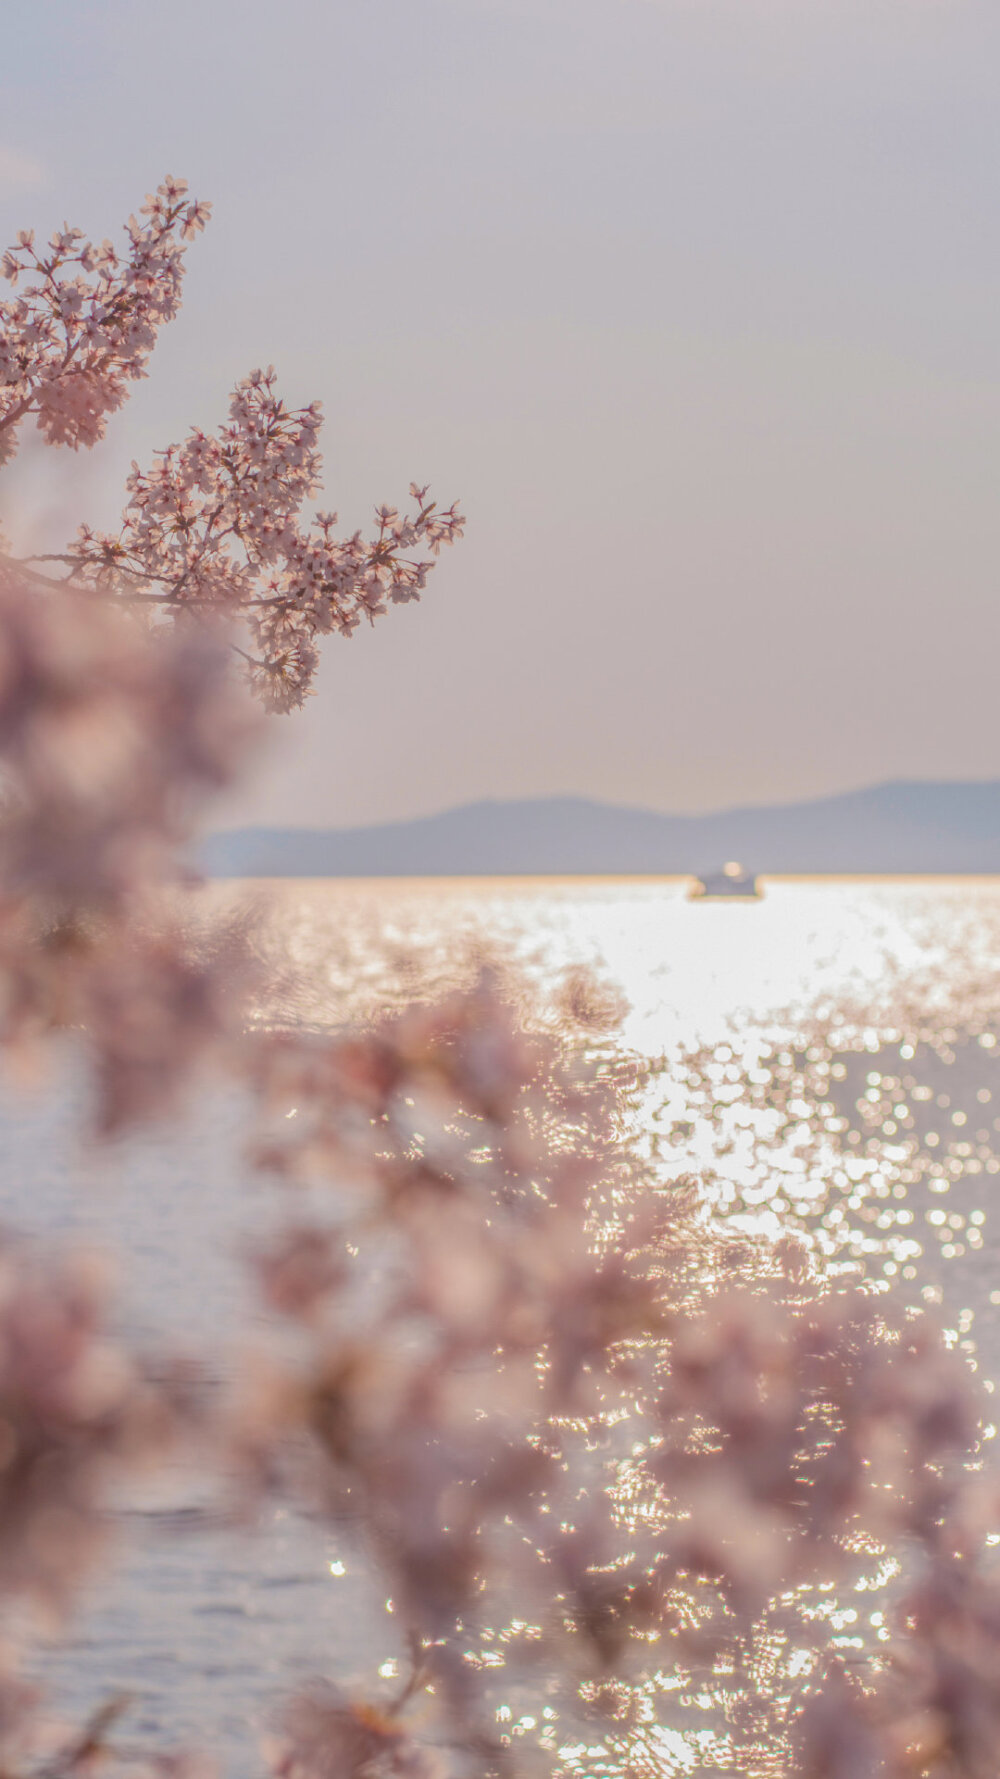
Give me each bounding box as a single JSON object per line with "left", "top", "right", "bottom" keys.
{"left": 249, "top": 874, "right": 1000, "bottom": 1366}
{"left": 9, "top": 876, "right": 1000, "bottom": 1774}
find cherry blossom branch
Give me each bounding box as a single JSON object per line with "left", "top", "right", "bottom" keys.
{"left": 3, "top": 184, "right": 463, "bottom": 709}
{"left": 0, "top": 178, "right": 210, "bottom": 460}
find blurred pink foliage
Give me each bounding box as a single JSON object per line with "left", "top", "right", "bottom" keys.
{"left": 0, "top": 178, "right": 998, "bottom": 1779}
{"left": 0, "top": 557, "right": 257, "bottom": 1132}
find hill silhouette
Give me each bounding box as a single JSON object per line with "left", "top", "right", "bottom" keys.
{"left": 198, "top": 780, "right": 1000, "bottom": 877}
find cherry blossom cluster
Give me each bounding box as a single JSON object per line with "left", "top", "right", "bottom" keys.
{"left": 1, "top": 182, "right": 462, "bottom": 709}
{"left": 63, "top": 372, "right": 464, "bottom": 709}
{"left": 0, "top": 178, "right": 209, "bottom": 461}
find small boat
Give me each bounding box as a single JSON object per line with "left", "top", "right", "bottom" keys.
{"left": 689, "top": 861, "right": 762, "bottom": 900}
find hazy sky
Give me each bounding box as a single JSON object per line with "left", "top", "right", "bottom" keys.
{"left": 2, "top": 0, "right": 998, "bottom": 828}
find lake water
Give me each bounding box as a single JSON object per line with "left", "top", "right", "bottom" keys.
{"left": 5, "top": 876, "right": 1000, "bottom": 1774}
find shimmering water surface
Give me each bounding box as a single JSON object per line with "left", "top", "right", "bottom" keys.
{"left": 6, "top": 876, "right": 1000, "bottom": 1772}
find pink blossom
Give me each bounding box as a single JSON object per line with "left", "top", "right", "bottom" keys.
{"left": 0, "top": 180, "right": 209, "bottom": 457}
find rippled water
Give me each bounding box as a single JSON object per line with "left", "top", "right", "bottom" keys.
{"left": 5, "top": 876, "right": 1000, "bottom": 1772}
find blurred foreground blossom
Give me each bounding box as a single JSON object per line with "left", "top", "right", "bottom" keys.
{"left": 232, "top": 974, "right": 1000, "bottom": 1776}
{"left": 0, "top": 561, "right": 257, "bottom": 906}
{"left": 0, "top": 1236, "right": 187, "bottom": 1622}
{"left": 270, "top": 1685, "right": 443, "bottom": 1779}
{"left": 0, "top": 561, "right": 258, "bottom": 1128}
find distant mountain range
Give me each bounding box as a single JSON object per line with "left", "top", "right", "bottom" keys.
{"left": 197, "top": 780, "right": 1000, "bottom": 877}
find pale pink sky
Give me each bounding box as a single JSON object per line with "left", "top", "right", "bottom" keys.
{"left": 2, "top": 0, "right": 998, "bottom": 828}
